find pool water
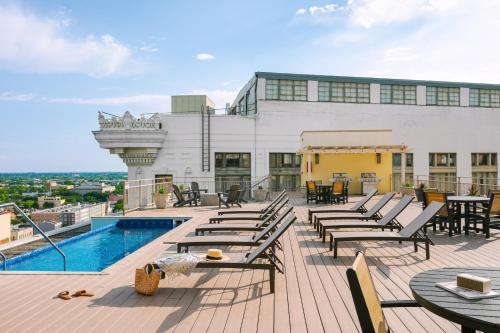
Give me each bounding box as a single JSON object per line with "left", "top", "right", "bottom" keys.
{"left": 6, "top": 221, "right": 174, "bottom": 272}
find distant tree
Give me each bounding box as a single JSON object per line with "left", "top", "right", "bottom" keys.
{"left": 113, "top": 200, "right": 124, "bottom": 213}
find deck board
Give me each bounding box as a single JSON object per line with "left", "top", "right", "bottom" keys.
{"left": 0, "top": 196, "right": 498, "bottom": 332}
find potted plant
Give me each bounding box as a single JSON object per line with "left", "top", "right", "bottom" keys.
{"left": 154, "top": 186, "right": 169, "bottom": 209}
{"left": 254, "top": 185, "right": 268, "bottom": 202}
{"left": 468, "top": 184, "right": 479, "bottom": 196}
{"left": 400, "top": 182, "right": 414, "bottom": 196}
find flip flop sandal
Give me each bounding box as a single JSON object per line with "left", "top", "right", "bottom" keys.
{"left": 72, "top": 290, "right": 95, "bottom": 297}
{"left": 58, "top": 291, "right": 71, "bottom": 300}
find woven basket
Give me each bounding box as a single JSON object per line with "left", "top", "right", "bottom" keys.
{"left": 135, "top": 263, "right": 161, "bottom": 296}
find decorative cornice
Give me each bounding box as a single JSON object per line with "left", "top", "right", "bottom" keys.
{"left": 98, "top": 111, "right": 162, "bottom": 130}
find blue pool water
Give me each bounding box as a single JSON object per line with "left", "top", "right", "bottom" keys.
{"left": 6, "top": 218, "right": 177, "bottom": 272}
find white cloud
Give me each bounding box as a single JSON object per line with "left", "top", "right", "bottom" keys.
{"left": 0, "top": 91, "right": 34, "bottom": 102}
{"left": 0, "top": 4, "right": 133, "bottom": 76}
{"left": 347, "top": 0, "right": 460, "bottom": 28}
{"left": 296, "top": 8, "right": 307, "bottom": 15}
{"left": 362, "top": 0, "right": 500, "bottom": 83}
{"left": 196, "top": 53, "right": 215, "bottom": 61}
{"left": 296, "top": 3, "right": 344, "bottom": 16}
{"left": 139, "top": 46, "right": 159, "bottom": 53}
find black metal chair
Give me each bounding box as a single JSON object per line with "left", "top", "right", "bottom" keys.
{"left": 423, "top": 191, "right": 457, "bottom": 236}
{"left": 347, "top": 252, "right": 422, "bottom": 333}
{"left": 190, "top": 182, "right": 207, "bottom": 203}
{"left": 306, "top": 181, "right": 318, "bottom": 203}
{"left": 172, "top": 184, "right": 197, "bottom": 207}
{"left": 218, "top": 184, "right": 241, "bottom": 208}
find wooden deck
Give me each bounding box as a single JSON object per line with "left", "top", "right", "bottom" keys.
{"left": 0, "top": 196, "right": 499, "bottom": 332}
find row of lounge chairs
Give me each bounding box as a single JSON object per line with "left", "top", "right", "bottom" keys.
{"left": 308, "top": 190, "right": 444, "bottom": 260}
{"left": 171, "top": 190, "right": 292, "bottom": 292}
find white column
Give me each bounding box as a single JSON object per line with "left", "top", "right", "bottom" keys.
{"left": 370, "top": 83, "right": 380, "bottom": 104}
{"left": 401, "top": 152, "right": 406, "bottom": 187}
{"left": 460, "top": 87, "right": 469, "bottom": 107}
{"left": 307, "top": 153, "right": 312, "bottom": 181}
{"left": 416, "top": 86, "right": 426, "bottom": 105}
{"left": 308, "top": 80, "right": 318, "bottom": 102}
{"left": 256, "top": 78, "right": 266, "bottom": 100}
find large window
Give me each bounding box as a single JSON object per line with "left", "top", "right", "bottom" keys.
{"left": 269, "top": 153, "right": 301, "bottom": 168}
{"left": 392, "top": 153, "right": 413, "bottom": 167}
{"left": 426, "top": 86, "right": 460, "bottom": 106}
{"left": 381, "top": 84, "right": 416, "bottom": 104}
{"left": 265, "top": 79, "right": 307, "bottom": 101}
{"left": 269, "top": 153, "right": 301, "bottom": 191}
{"left": 472, "top": 153, "right": 497, "bottom": 166}
{"left": 215, "top": 153, "right": 251, "bottom": 169}
{"left": 470, "top": 88, "right": 500, "bottom": 107}
{"left": 318, "top": 81, "right": 369, "bottom": 103}
{"left": 429, "top": 153, "right": 456, "bottom": 167}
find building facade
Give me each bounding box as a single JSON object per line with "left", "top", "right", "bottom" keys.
{"left": 31, "top": 202, "right": 107, "bottom": 227}
{"left": 94, "top": 72, "right": 500, "bottom": 204}
{"left": 72, "top": 183, "right": 115, "bottom": 195}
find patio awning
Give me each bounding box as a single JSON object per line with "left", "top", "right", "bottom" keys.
{"left": 298, "top": 129, "right": 408, "bottom": 154}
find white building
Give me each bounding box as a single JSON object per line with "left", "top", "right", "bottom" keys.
{"left": 72, "top": 182, "right": 115, "bottom": 195}
{"left": 94, "top": 72, "right": 500, "bottom": 206}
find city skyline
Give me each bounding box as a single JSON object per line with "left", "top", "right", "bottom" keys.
{"left": 1, "top": 0, "right": 499, "bottom": 172}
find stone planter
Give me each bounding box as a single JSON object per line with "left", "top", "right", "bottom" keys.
{"left": 254, "top": 189, "right": 268, "bottom": 202}
{"left": 400, "top": 186, "right": 415, "bottom": 196}
{"left": 154, "top": 193, "right": 169, "bottom": 209}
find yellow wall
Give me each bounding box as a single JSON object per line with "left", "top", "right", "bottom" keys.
{"left": 301, "top": 153, "right": 393, "bottom": 194}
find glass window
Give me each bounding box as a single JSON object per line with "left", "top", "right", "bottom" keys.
{"left": 295, "top": 154, "right": 301, "bottom": 167}
{"left": 344, "top": 83, "right": 357, "bottom": 103}
{"left": 449, "top": 153, "right": 456, "bottom": 167}
{"left": 429, "top": 153, "right": 435, "bottom": 166}
{"left": 265, "top": 79, "right": 279, "bottom": 100}
{"left": 357, "top": 83, "right": 370, "bottom": 103}
{"left": 279, "top": 80, "right": 294, "bottom": 101}
{"left": 215, "top": 153, "right": 223, "bottom": 168}
{"left": 449, "top": 87, "right": 460, "bottom": 106}
{"left": 426, "top": 86, "right": 437, "bottom": 105}
{"left": 406, "top": 153, "right": 414, "bottom": 167}
{"left": 238, "top": 96, "right": 246, "bottom": 115}
{"left": 491, "top": 90, "right": 500, "bottom": 107}
{"left": 283, "top": 154, "right": 293, "bottom": 166}
{"left": 225, "top": 153, "right": 240, "bottom": 167}
{"left": 478, "top": 153, "right": 489, "bottom": 166}
{"left": 269, "top": 153, "right": 276, "bottom": 168}
{"left": 480, "top": 89, "right": 490, "bottom": 107}
{"left": 492, "top": 153, "right": 497, "bottom": 166}
{"left": 331, "top": 82, "right": 344, "bottom": 102}
{"left": 293, "top": 81, "right": 307, "bottom": 101}
{"left": 392, "top": 85, "right": 404, "bottom": 104}
{"left": 437, "top": 87, "right": 448, "bottom": 106}
{"left": 318, "top": 82, "right": 330, "bottom": 102}
{"left": 471, "top": 153, "right": 477, "bottom": 166}
{"left": 436, "top": 153, "right": 448, "bottom": 166}
{"left": 392, "top": 153, "right": 401, "bottom": 167}
{"left": 380, "top": 85, "right": 392, "bottom": 104}
{"left": 242, "top": 153, "right": 251, "bottom": 168}
{"left": 404, "top": 85, "right": 416, "bottom": 104}
{"left": 469, "top": 88, "right": 479, "bottom": 106}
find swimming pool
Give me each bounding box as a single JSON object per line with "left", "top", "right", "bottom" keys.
{"left": 6, "top": 218, "right": 182, "bottom": 272}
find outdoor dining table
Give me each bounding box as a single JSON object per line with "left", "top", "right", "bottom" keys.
{"left": 410, "top": 267, "right": 500, "bottom": 333}
{"left": 447, "top": 196, "right": 490, "bottom": 237}
{"left": 316, "top": 184, "right": 332, "bottom": 204}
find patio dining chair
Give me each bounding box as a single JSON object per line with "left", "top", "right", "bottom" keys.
{"left": 424, "top": 191, "right": 457, "bottom": 236}
{"left": 306, "top": 181, "right": 318, "bottom": 203}
{"left": 330, "top": 181, "right": 346, "bottom": 204}
{"left": 347, "top": 252, "right": 421, "bottom": 333}
{"left": 468, "top": 192, "right": 500, "bottom": 238}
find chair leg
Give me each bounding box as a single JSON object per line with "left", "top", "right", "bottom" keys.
{"left": 414, "top": 240, "right": 418, "bottom": 252}
{"left": 322, "top": 228, "right": 327, "bottom": 243}
{"left": 333, "top": 240, "right": 338, "bottom": 258}
{"left": 270, "top": 267, "right": 275, "bottom": 293}
{"left": 426, "top": 240, "right": 430, "bottom": 259}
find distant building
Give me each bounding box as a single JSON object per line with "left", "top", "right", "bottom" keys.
{"left": 31, "top": 202, "right": 107, "bottom": 227}
{"left": 37, "top": 196, "right": 66, "bottom": 208}
{"left": 35, "top": 221, "right": 62, "bottom": 234}
{"left": 0, "top": 211, "right": 11, "bottom": 244}
{"left": 11, "top": 225, "right": 33, "bottom": 241}
{"left": 72, "top": 182, "right": 115, "bottom": 195}
{"left": 107, "top": 194, "right": 123, "bottom": 204}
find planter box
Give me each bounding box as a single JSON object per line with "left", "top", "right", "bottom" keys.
{"left": 400, "top": 187, "right": 415, "bottom": 196}
{"left": 154, "top": 193, "right": 169, "bottom": 209}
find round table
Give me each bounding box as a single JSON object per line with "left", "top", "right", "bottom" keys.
{"left": 316, "top": 184, "right": 332, "bottom": 204}
{"left": 447, "top": 196, "right": 490, "bottom": 237}
{"left": 410, "top": 267, "right": 500, "bottom": 333}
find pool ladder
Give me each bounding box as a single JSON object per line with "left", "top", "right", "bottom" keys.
{"left": 0, "top": 203, "right": 67, "bottom": 271}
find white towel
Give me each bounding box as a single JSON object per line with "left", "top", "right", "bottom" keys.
{"left": 154, "top": 253, "right": 201, "bottom": 279}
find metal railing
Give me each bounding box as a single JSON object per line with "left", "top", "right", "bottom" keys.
{"left": 0, "top": 252, "right": 5, "bottom": 271}
{"left": 0, "top": 203, "right": 67, "bottom": 271}
{"left": 411, "top": 175, "right": 500, "bottom": 196}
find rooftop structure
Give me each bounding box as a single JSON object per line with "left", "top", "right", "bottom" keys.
{"left": 94, "top": 72, "right": 500, "bottom": 210}
{"left": 72, "top": 182, "right": 115, "bottom": 195}
{"left": 37, "top": 195, "right": 65, "bottom": 208}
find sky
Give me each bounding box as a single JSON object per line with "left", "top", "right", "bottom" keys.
{"left": 1, "top": 0, "right": 499, "bottom": 172}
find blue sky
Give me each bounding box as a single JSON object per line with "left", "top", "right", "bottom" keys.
{"left": 1, "top": 0, "right": 498, "bottom": 172}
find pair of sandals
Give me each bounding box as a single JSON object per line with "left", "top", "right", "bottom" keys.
{"left": 58, "top": 290, "right": 94, "bottom": 300}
